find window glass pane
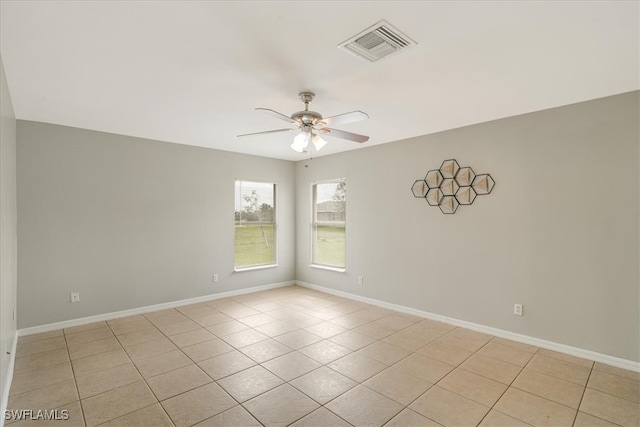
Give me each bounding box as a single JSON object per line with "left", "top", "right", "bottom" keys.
{"left": 234, "top": 181, "right": 276, "bottom": 269}
{"left": 312, "top": 180, "right": 346, "bottom": 268}
{"left": 313, "top": 224, "right": 346, "bottom": 267}
{"left": 314, "top": 182, "right": 346, "bottom": 222}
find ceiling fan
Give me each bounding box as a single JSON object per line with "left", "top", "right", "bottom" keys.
{"left": 237, "top": 92, "right": 369, "bottom": 153}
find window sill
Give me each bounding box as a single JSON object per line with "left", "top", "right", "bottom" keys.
{"left": 234, "top": 264, "right": 278, "bottom": 273}
{"left": 309, "top": 264, "right": 346, "bottom": 273}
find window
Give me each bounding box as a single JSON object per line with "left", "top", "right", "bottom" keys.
{"left": 234, "top": 180, "right": 276, "bottom": 270}
{"left": 312, "top": 179, "right": 346, "bottom": 269}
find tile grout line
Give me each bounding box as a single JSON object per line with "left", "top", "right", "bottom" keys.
{"left": 477, "top": 344, "right": 540, "bottom": 426}
{"left": 242, "top": 290, "right": 590, "bottom": 425}
{"left": 109, "top": 319, "right": 179, "bottom": 426}
{"left": 83, "top": 318, "right": 174, "bottom": 426}
{"left": 422, "top": 330, "right": 521, "bottom": 409}
{"left": 570, "top": 364, "right": 591, "bottom": 427}
{"left": 62, "top": 330, "right": 88, "bottom": 427}
{"left": 494, "top": 346, "right": 607, "bottom": 425}
{"left": 292, "top": 319, "right": 471, "bottom": 424}
{"left": 437, "top": 337, "right": 503, "bottom": 426}
{"left": 568, "top": 364, "right": 623, "bottom": 427}
{"left": 134, "top": 310, "right": 238, "bottom": 425}
{"left": 338, "top": 321, "right": 444, "bottom": 426}
{"left": 9, "top": 287, "right": 637, "bottom": 427}
{"left": 141, "top": 306, "right": 272, "bottom": 425}
{"left": 276, "top": 308, "right": 490, "bottom": 425}
{"left": 224, "top": 295, "right": 356, "bottom": 426}
{"left": 14, "top": 294, "right": 373, "bottom": 425}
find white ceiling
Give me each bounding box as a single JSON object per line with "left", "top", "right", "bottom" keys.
{"left": 1, "top": 1, "right": 638, "bottom": 161}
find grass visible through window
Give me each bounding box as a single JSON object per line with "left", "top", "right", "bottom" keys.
{"left": 234, "top": 224, "right": 275, "bottom": 268}
{"left": 314, "top": 225, "right": 345, "bottom": 267}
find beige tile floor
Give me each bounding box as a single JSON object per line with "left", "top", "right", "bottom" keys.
{"left": 6, "top": 285, "right": 640, "bottom": 426}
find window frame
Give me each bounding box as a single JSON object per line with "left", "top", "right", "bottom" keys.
{"left": 234, "top": 179, "right": 278, "bottom": 272}
{"left": 310, "top": 178, "right": 346, "bottom": 272}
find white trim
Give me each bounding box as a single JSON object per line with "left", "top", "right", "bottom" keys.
{"left": 309, "top": 264, "right": 346, "bottom": 273}
{"left": 0, "top": 330, "right": 18, "bottom": 427}
{"left": 297, "top": 281, "right": 640, "bottom": 373}
{"left": 18, "top": 281, "right": 294, "bottom": 337}
{"left": 234, "top": 264, "right": 278, "bottom": 273}
{"left": 234, "top": 179, "right": 278, "bottom": 271}
{"left": 311, "top": 179, "right": 347, "bottom": 270}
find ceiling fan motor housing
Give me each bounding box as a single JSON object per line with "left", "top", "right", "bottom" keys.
{"left": 292, "top": 110, "right": 324, "bottom": 126}
{"left": 292, "top": 92, "right": 326, "bottom": 127}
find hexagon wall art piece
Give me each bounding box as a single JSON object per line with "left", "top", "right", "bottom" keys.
{"left": 410, "top": 159, "right": 495, "bottom": 214}
{"left": 411, "top": 179, "right": 429, "bottom": 198}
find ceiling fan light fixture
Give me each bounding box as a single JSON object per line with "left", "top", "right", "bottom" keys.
{"left": 291, "top": 131, "right": 309, "bottom": 152}
{"left": 311, "top": 134, "right": 327, "bottom": 151}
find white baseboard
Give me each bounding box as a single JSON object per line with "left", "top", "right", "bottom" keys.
{"left": 0, "top": 330, "right": 18, "bottom": 427}
{"left": 297, "top": 281, "right": 640, "bottom": 373}
{"left": 19, "top": 281, "right": 295, "bottom": 337}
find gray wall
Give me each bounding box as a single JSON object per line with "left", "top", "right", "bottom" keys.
{"left": 0, "top": 55, "right": 17, "bottom": 405}
{"left": 17, "top": 122, "right": 296, "bottom": 328}
{"left": 14, "top": 92, "right": 640, "bottom": 363}
{"left": 296, "top": 92, "right": 639, "bottom": 362}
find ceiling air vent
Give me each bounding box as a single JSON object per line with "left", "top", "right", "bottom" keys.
{"left": 338, "top": 20, "right": 416, "bottom": 63}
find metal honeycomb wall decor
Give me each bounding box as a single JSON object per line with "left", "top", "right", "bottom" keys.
{"left": 411, "top": 159, "right": 495, "bottom": 214}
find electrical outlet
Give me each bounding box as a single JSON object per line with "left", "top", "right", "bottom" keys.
{"left": 70, "top": 292, "right": 80, "bottom": 303}
{"left": 514, "top": 303, "right": 523, "bottom": 316}
{"left": 213, "top": 274, "right": 219, "bottom": 283}
{"left": 358, "top": 276, "right": 364, "bottom": 285}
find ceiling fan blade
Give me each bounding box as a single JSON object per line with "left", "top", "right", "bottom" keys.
{"left": 256, "top": 108, "right": 296, "bottom": 123}
{"left": 322, "top": 127, "right": 369, "bottom": 143}
{"left": 323, "top": 110, "right": 369, "bottom": 127}
{"left": 237, "top": 128, "right": 295, "bottom": 138}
